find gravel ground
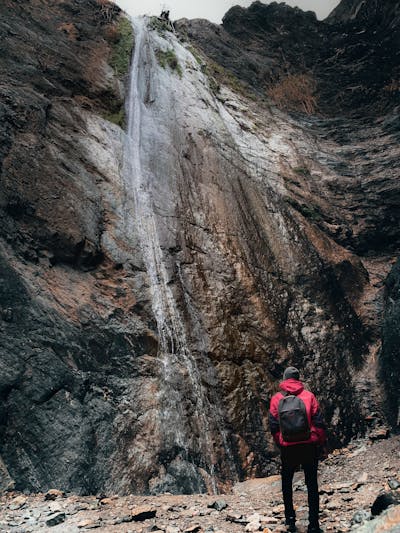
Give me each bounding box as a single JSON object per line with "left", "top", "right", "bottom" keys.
{"left": 1, "top": 435, "right": 399, "bottom": 533}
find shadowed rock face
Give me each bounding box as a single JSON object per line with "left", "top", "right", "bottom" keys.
{"left": 0, "top": 0, "right": 399, "bottom": 494}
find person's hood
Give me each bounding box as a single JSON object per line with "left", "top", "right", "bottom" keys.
{"left": 279, "top": 378, "right": 304, "bottom": 395}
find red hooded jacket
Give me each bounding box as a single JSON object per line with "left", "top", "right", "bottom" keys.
{"left": 269, "top": 378, "right": 326, "bottom": 447}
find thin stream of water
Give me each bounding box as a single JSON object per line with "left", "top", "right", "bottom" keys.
{"left": 124, "top": 16, "right": 230, "bottom": 492}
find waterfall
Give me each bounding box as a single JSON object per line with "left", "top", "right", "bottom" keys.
{"left": 123, "top": 16, "right": 237, "bottom": 493}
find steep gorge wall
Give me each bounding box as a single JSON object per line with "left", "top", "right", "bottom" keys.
{"left": 0, "top": 0, "right": 399, "bottom": 495}
{"left": 0, "top": 0, "right": 163, "bottom": 494}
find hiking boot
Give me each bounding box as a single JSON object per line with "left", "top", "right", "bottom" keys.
{"left": 285, "top": 516, "right": 296, "bottom": 532}
{"left": 307, "top": 526, "right": 323, "bottom": 533}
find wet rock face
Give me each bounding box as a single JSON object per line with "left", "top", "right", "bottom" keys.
{"left": 0, "top": 0, "right": 399, "bottom": 495}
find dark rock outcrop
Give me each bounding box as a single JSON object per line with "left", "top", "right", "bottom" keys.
{"left": 381, "top": 258, "right": 400, "bottom": 425}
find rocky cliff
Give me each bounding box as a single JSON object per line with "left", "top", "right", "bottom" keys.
{"left": 0, "top": 0, "right": 399, "bottom": 496}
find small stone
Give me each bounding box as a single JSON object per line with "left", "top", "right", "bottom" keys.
{"left": 45, "top": 489, "right": 65, "bottom": 500}
{"left": 388, "top": 478, "right": 400, "bottom": 490}
{"left": 226, "top": 512, "right": 246, "bottom": 523}
{"left": 99, "top": 497, "right": 113, "bottom": 505}
{"left": 45, "top": 512, "right": 66, "bottom": 527}
{"left": 147, "top": 526, "right": 164, "bottom": 533}
{"left": 78, "top": 520, "right": 98, "bottom": 529}
{"left": 208, "top": 500, "right": 227, "bottom": 511}
{"left": 271, "top": 504, "right": 285, "bottom": 515}
{"left": 114, "top": 515, "right": 134, "bottom": 524}
{"left": 184, "top": 526, "right": 202, "bottom": 533}
{"left": 131, "top": 505, "right": 157, "bottom": 521}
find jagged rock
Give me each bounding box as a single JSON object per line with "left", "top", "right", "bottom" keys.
{"left": 388, "top": 478, "right": 400, "bottom": 490}
{"left": 208, "top": 500, "right": 227, "bottom": 511}
{"left": 45, "top": 489, "right": 65, "bottom": 501}
{"left": 99, "top": 498, "right": 114, "bottom": 506}
{"left": 226, "top": 512, "right": 246, "bottom": 523}
{"left": 45, "top": 512, "right": 66, "bottom": 527}
{"left": 184, "top": 526, "right": 202, "bottom": 533}
{"left": 78, "top": 520, "right": 98, "bottom": 529}
{"left": 131, "top": 505, "right": 157, "bottom": 521}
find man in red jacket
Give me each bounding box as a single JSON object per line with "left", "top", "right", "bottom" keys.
{"left": 269, "top": 367, "right": 327, "bottom": 533}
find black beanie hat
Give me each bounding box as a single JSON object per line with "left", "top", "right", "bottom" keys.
{"left": 283, "top": 366, "right": 300, "bottom": 380}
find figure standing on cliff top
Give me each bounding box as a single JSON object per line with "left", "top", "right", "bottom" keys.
{"left": 269, "top": 367, "right": 327, "bottom": 533}
{"left": 160, "top": 9, "right": 170, "bottom": 21}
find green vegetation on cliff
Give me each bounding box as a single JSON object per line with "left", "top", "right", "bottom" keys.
{"left": 110, "top": 16, "right": 134, "bottom": 77}
{"left": 155, "top": 48, "right": 182, "bottom": 77}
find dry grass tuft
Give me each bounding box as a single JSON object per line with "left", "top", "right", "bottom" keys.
{"left": 96, "top": 0, "right": 119, "bottom": 23}
{"left": 267, "top": 73, "right": 318, "bottom": 114}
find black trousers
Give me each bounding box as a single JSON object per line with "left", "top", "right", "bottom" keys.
{"left": 281, "top": 443, "right": 319, "bottom": 527}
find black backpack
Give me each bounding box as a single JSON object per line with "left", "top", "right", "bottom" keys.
{"left": 278, "top": 393, "right": 311, "bottom": 443}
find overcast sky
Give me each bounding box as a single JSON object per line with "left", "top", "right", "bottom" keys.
{"left": 115, "top": 0, "right": 341, "bottom": 23}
